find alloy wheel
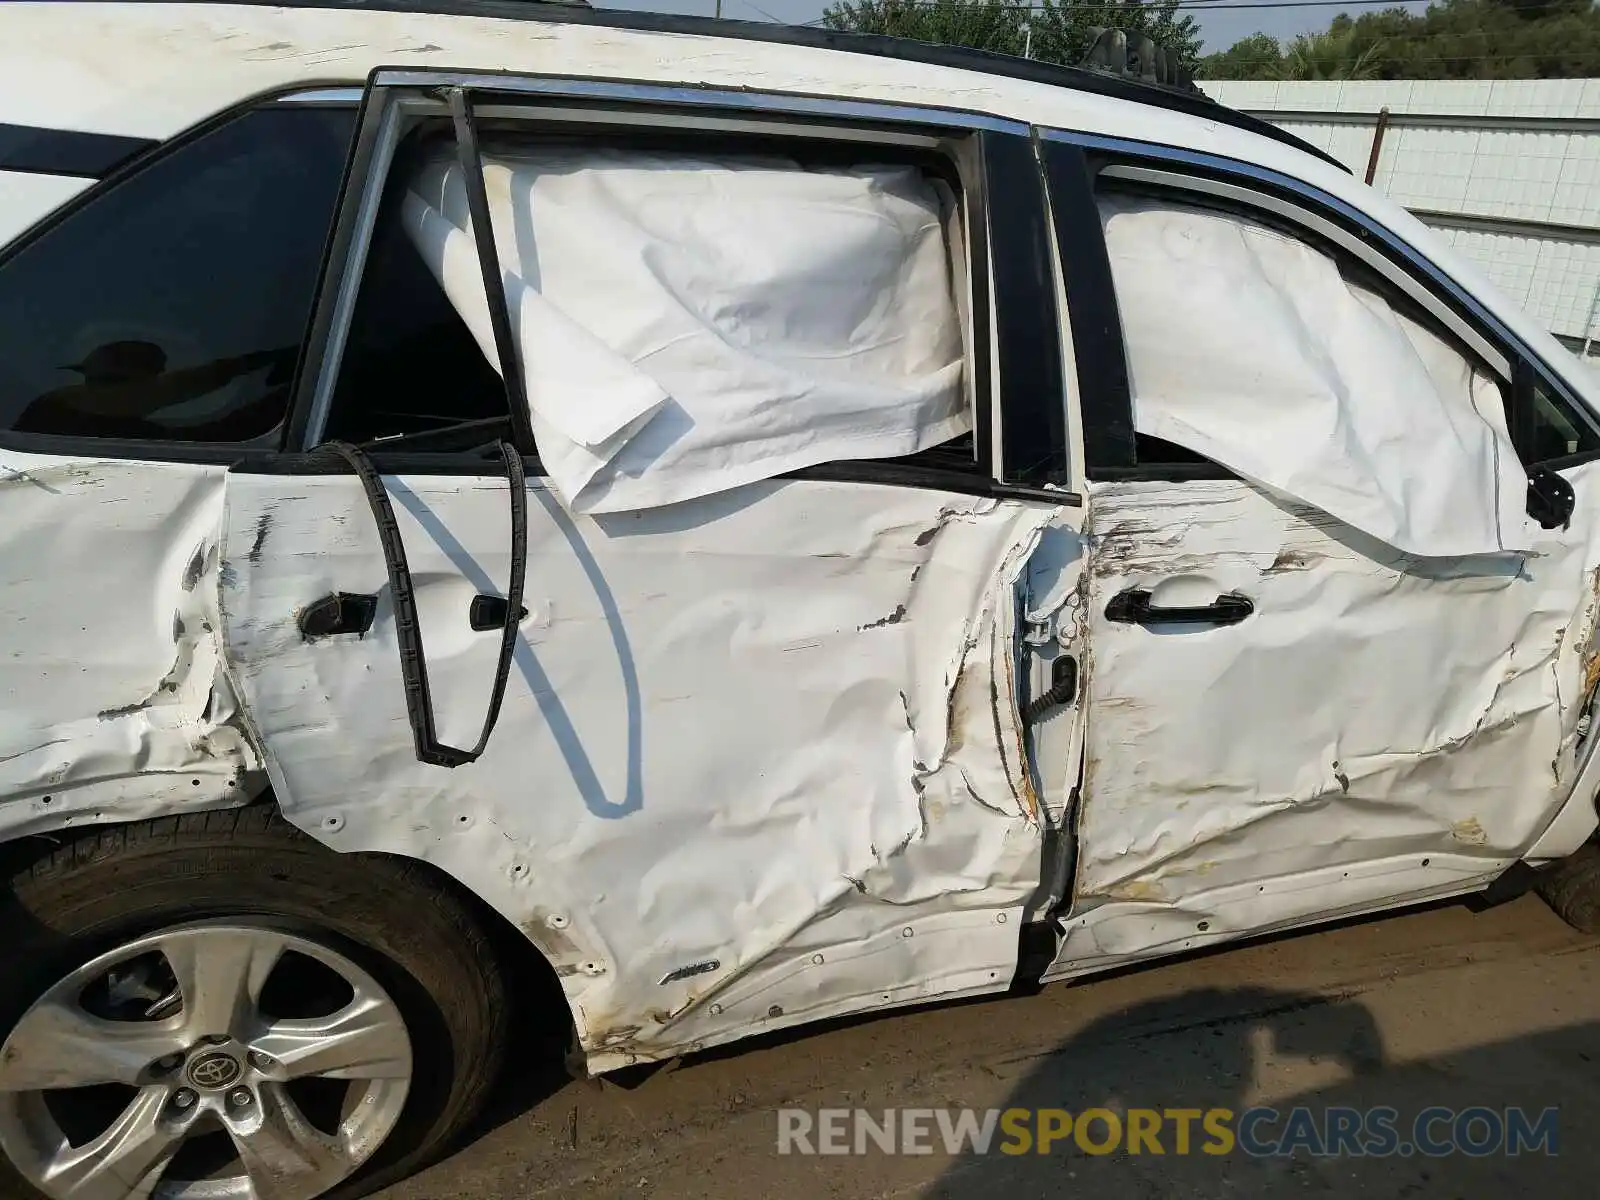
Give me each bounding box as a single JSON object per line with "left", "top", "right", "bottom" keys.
{"left": 0, "top": 922, "right": 413, "bottom": 1200}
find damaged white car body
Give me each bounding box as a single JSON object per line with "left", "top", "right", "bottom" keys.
{"left": 2, "top": 3, "right": 1600, "bottom": 1197}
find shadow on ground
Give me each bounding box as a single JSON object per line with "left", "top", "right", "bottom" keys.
{"left": 925, "top": 985, "right": 1598, "bottom": 1198}
{"left": 438, "top": 895, "right": 1600, "bottom": 1199}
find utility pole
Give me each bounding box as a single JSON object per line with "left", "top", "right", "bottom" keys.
{"left": 1583, "top": 275, "right": 1600, "bottom": 362}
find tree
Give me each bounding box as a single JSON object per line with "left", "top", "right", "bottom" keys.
{"left": 1499, "top": 0, "right": 1595, "bottom": 19}
{"left": 1277, "top": 28, "right": 1385, "bottom": 79}
{"left": 819, "top": 0, "right": 1029, "bottom": 58}
{"left": 1031, "top": 0, "right": 1203, "bottom": 69}
{"left": 1199, "top": 0, "right": 1600, "bottom": 81}
{"left": 820, "top": 0, "right": 1204, "bottom": 72}
{"left": 1200, "top": 31, "right": 1281, "bottom": 80}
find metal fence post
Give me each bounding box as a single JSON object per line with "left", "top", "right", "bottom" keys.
{"left": 1364, "top": 106, "right": 1391, "bottom": 186}
{"left": 1583, "top": 274, "right": 1600, "bottom": 361}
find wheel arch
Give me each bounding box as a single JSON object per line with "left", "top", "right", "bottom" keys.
{"left": 0, "top": 793, "right": 580, "bottom": 1072}
{"left": 357, "top": 846, "right": 577, "bottom": 1067}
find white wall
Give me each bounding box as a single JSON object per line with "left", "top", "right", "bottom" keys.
{"left": 1201, "top": 78, "right": 1600, "bottom": 361}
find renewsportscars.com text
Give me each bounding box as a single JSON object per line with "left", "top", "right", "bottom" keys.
{"left": 776, "top": 1105, "right": 1559, "bottom": 1158}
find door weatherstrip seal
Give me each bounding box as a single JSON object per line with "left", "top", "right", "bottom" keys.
{"left": 313, "top": 439, "right": 528, "bottom": 767}
{"left": 448, "top": 86, "right": 539, "bottom": 457}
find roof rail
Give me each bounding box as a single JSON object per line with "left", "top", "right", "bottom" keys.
{"left": 163, "top": 1, "right": 1345, "bottom": 170}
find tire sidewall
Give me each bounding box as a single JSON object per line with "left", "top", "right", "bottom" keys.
{"left": 0, "top": 827, "right": 502, "bottom": 1200}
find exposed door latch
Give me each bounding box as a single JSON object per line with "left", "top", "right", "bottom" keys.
{"left": 1022, "top": 610, "right": 1057, "bottom": 647}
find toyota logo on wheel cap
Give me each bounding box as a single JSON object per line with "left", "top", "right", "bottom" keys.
{"left": 186, "top": 1051, "right": 243, "bottom": 1090}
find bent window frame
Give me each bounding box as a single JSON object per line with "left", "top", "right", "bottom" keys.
{"left": 1040, "top": 129, "right": 1600, "bottom": 482}
{"left": 284, "top": 70, "right": 1077, "bottom": 503}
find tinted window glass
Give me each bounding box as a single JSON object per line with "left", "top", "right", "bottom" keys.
{"left": 0, "top": 106, "right": 354, "bottom": 443}
{"left": 1522, "top": 377, "right": 1600, "bottom": 464}
{"left": 327, "top": 199, "right": 509, "bottom": 447}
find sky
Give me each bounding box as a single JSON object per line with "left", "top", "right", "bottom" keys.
{"left": 589, "top": 0, "right": 1436, "bottom": 56}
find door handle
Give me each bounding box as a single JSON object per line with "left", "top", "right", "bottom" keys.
{"left": 468, "top": 595, "right": 529, "bottom": 632}
{"left": 300, "top": 592, "right": 378, "bottom": 639}
{"left": 1105, "top": 588, "right": 1254, "bottom": 627}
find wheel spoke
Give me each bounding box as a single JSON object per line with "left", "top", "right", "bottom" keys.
{"left": 158, "top": 928, "right": 287, "bottom": 1042}
{"left": 37, "top": 1087, "right": 182, "bottom": 1200}
{"left": 227, "top": 1082, "right": 358, "bottom": 1200}
{"left": 0, "top": 1000, "right": 183, "bottom": 1092}
{"left": 0, "top": 925, "right": 412, "bottom": 1200}
{"left": 252, "top": 993, "right": 412, "bottom": 1082}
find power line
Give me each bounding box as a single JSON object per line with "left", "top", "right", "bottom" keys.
{"left": 1199, "top": 49, "right": 1585, "bottom": 61}
{"left": 796, "top": 0, "right": 1591, "bottom": 43}
{"left": 1163, "top": 0, "right": 1420, "bottom": 6}
{"left": 1162, "top": 0, "right": 1464, "bottom": 7}
{"left": 805, "top": 0, "right": 1571, "bottom": 12}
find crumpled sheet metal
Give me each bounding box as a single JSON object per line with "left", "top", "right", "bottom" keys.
{"left": 1068, "top": 466, "right": 1600, "bottom": 924}
{"left": 0, "top": 454, "right": 258, "bottom": 840}
{"left": 220, "top": 474, "right": 1056, "bottom": 1068}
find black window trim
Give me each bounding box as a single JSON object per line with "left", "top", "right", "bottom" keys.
{"left": 0, "top": 124, "right": 155, "bottom": 180}
{"left": 984, "top": 130, "right": 1071, "bottom": 493}
{"left": 280, "top": 70, "right": 1082, "bottom": 505}
{"left": 1046, "top": 128, "right": 1600, "bottom": 481}
{"left": 0, "top": 84, "right": 363, "bottom": 465}
{"left": 1039, "top": 140, "right": 1133, "bottom": 474}
{"left": 0, "top": 84, "right": 363, "bottom": 272}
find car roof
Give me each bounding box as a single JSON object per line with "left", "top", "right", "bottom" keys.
{"left": 5, "top": 2, "right": 1340, "bottom": 171}
{"left": 12, "top": 0, "right": 1579, "bottom": 392}
{"left": 249, "top": 0, "right": 1340, "bottom": 169}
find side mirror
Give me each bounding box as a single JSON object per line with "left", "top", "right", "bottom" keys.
{"left": 1527, "top": 466, "right": 1575, "bottom": 531}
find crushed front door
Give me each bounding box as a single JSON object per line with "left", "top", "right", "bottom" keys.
{"left": 1043, "top": 160, "right": 1600, "bottom": 975}
{"left": 1061, "top": 471, "right": 1600, "bottom": 973}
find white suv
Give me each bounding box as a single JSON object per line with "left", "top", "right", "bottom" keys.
{"left": 1, "top": 4, "right": 1598, "bottom": 1199}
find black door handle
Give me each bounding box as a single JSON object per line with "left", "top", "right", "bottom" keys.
{"left": 469, "top": 594, "right": 529, "bottom": 632}
{"left": 1105, "top": 588, "right": 1254, "bottom": 627}
{"left": 300, "top": 592, "right": 379, "bottom": 639}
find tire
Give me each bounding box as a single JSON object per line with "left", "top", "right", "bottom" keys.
{"left": 0, "top": 806, "right": 508, "bottom": 1200}
{"left": 1536, "top": 841, "right": 1600, "bottom": 934}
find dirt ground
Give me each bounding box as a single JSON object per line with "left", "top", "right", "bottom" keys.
{"left": 380, "top": 893, "right": 1600, "bottom": 1199}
